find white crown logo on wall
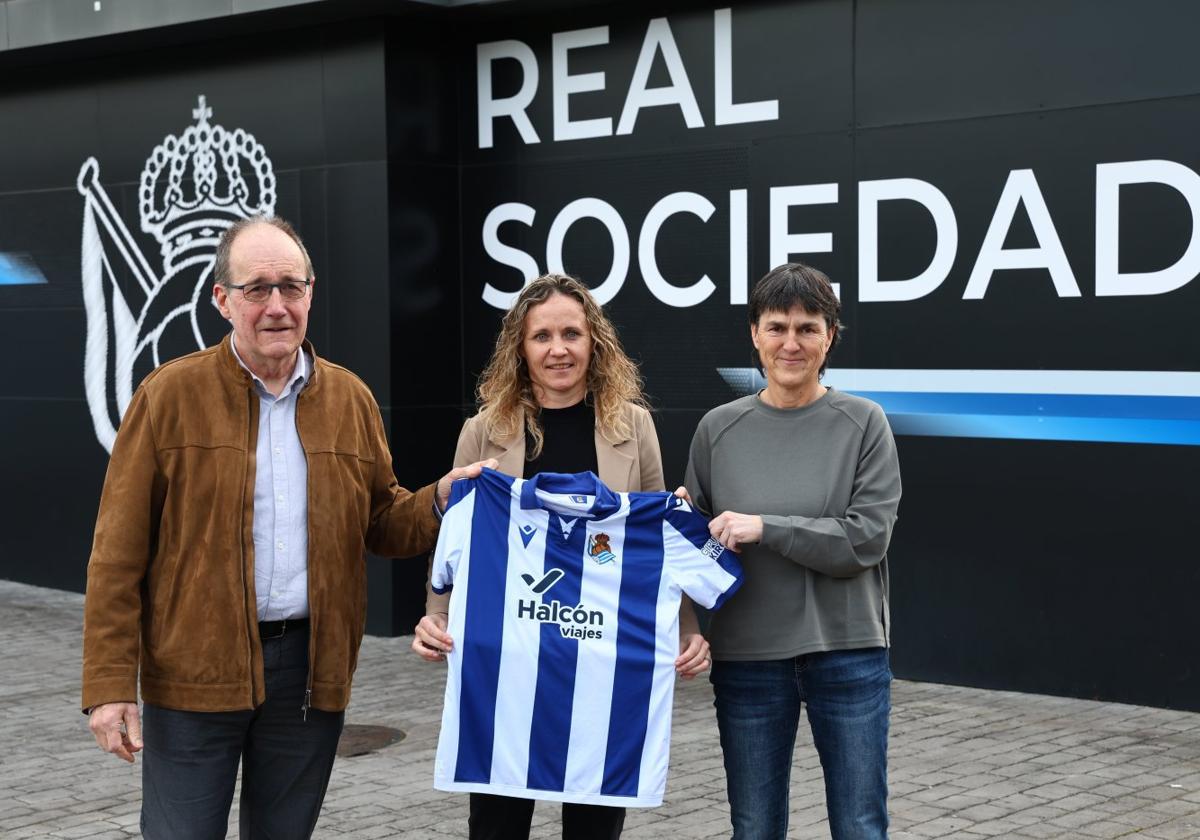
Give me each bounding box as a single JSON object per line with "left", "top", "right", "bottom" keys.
{"left": 139, "top": 97, "right": 276, "bottom": 273}
{"left": 79, "top": 96, "right": 278, "bottom": 453}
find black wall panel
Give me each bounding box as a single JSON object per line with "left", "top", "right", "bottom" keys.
{"left": 324, "top": 161, "right": 392, "bottom": 402}
{"left": 890, "top": 436, "right": 1200, "bottom": 710}
{"left": 857, "top": 0, "right": 1200, "bottom": 127}
{"left": 376, "top": 24, "right": 466, "bottom": 634}
{"left": 0, "top": 398, "right": 109, "bottom": 590}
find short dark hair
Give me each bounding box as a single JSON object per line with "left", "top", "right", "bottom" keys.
{"left": 748, "top": 262, "right": 843, "bottom": 376}
{"left": 212, "top": 215, "right": 313, "bottom": 286}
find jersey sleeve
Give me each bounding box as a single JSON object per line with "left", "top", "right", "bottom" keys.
{"left": 430, "top": 481, "right": 477, "bottom": 595}
{"left": 661, "top": 497, "right": 744, "bottom": 610}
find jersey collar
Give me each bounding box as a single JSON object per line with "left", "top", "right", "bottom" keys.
{"left": 518, "top": 470, "right": 622, "bottom": 520}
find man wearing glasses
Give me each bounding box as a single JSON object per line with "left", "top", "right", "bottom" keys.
{"left": 81, "top": 215, "right": 493, "bottom": 838}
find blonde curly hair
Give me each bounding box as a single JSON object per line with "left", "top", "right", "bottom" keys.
{"left": 476, "top": 274, "right": 649, "bottom": 460}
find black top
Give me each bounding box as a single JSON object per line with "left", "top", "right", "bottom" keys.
{"left": 523, "top": 399, "right": 598, "bottom": 479}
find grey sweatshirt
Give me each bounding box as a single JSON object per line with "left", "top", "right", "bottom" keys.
{"left": 684, "top": 389, "right": 902, "bottom": 660}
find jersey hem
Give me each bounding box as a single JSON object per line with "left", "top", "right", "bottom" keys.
{"left": 434, "top": 780, "right": 662, "bottom": 808}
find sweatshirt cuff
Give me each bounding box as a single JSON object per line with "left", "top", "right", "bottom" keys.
{"left": 760, "top": 514, "right": 793, "bottom": 557}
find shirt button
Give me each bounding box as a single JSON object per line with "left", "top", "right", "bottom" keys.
{"left": 274, "top": 447, "right": 281, "bottom": 455}
{"left": 277, "top": 495, "right": 285, "bottom": 503}
{"left": 277, "top": 542, "right": 285, "bottom": 551}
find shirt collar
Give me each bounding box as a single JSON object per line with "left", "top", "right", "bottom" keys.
{"left": 230, "top": 332, "right": 310, "bottom": 399}
{"left": 518, "top": 469, "right": 622, "bottom": 520}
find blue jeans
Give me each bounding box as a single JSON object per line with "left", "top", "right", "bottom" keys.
{"left": 711, "top": 648, "right": 891, "bottom": 840}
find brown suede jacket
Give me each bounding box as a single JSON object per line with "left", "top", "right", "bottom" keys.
{"left": 81, "top": 335, "right": 439, "bottom": 714}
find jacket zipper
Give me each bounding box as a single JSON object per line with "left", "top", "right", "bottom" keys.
{"left": 296, "top": 386, "right": 314, "bottom": 723}
{"left": 242, "top": 388, "right": 257, "bottom": 708}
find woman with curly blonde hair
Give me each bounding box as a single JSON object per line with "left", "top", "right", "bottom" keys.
{"left": 413, "top": 273, "right": 710, "bottom": 840}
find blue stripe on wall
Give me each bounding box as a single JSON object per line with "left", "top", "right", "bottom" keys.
{"left": 526, "top": 512, "right": 586, "bottom": 792}
{"left": 718, "top": 367, "right": 1200, "bottom": 446}
{"left": 855, "top": 391, "right": 1200, "bottom": 446}
{"left": 601, "top": 495, "right": 663, "bottom": 798}
{"left": 0, "top": 253, "right": 48, "bottom": 285}
{"left": 455, "top": 472, "right": 515, "bottom": 784}
{"left": 853, "top": 391, "right": 1200, "bottom": 420}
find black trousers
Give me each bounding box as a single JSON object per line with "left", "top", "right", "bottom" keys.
{"left": 469, "top": 793, "right": 625, "bottom": 840}
{"left": 140, "top": 625, "right": 344, "bottom": 840}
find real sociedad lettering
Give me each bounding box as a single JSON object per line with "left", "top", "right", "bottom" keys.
{"left": 477, "top": 9, "right": 1200, "bottom": 309}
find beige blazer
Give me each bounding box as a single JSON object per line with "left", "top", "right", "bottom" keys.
{"left": 451, "top": 402, "right": 664, "bottom": 492}
{"left": 426, "top": 402, "right": 665, "bottom": 613}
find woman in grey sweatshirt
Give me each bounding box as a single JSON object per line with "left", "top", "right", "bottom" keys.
{"left": 684, "top": 263, "right": 902, "bottom": 840}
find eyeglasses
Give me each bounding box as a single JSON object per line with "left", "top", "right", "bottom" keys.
{"left": 226, "top": 280, "right": 312, "bottom": 303}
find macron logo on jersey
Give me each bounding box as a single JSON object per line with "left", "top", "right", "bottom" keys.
{"left": 519, "top": 524, "right": 538, "bottom": 548}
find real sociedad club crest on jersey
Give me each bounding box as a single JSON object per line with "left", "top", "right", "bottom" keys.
{"left": 78, "top": 96, "right": 277, "bottom": 453}
{"left": 588, "top": 532, "right": 617, "bottom": 565}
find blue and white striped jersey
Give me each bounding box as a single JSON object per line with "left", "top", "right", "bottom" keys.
{"left": 431, "top": 468, "right": 743, "bottom": 807}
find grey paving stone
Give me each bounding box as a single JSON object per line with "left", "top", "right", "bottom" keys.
{"left": 1075, "top": 820, "right": 1144, "bottom": 838}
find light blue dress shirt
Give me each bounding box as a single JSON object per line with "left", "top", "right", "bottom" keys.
{"left": 231, "top": 335, "right": 311, "bottom": 621}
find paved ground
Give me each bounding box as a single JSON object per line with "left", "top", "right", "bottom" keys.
{"left": 3, "top": 579, "right": 1200, "bottom": 839}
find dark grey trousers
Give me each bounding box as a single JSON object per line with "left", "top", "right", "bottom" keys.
{"left": 140, "top": 625, "right": 344, "bottom": 840}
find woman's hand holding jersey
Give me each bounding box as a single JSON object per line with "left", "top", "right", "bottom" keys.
{"left": 411, "top": 612, "right": 451, "bottom": 662}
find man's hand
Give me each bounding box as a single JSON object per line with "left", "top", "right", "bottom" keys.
{"left": 88, "top": 702, "right": 142, "bottom": 763}
{"left": 412, "top": 613, "right": 453, "bottom": 662}
{"left": 675, "top": 631, "right": 711, "bottom": 680}
{"left": 672, "top": 486, "right": 693, "bottom": 505}
{"left": 709, "top": 511, "right": 763, "bottom": 553}
{"left": 436, "top": 459, "right": 500, "bottom": 512}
